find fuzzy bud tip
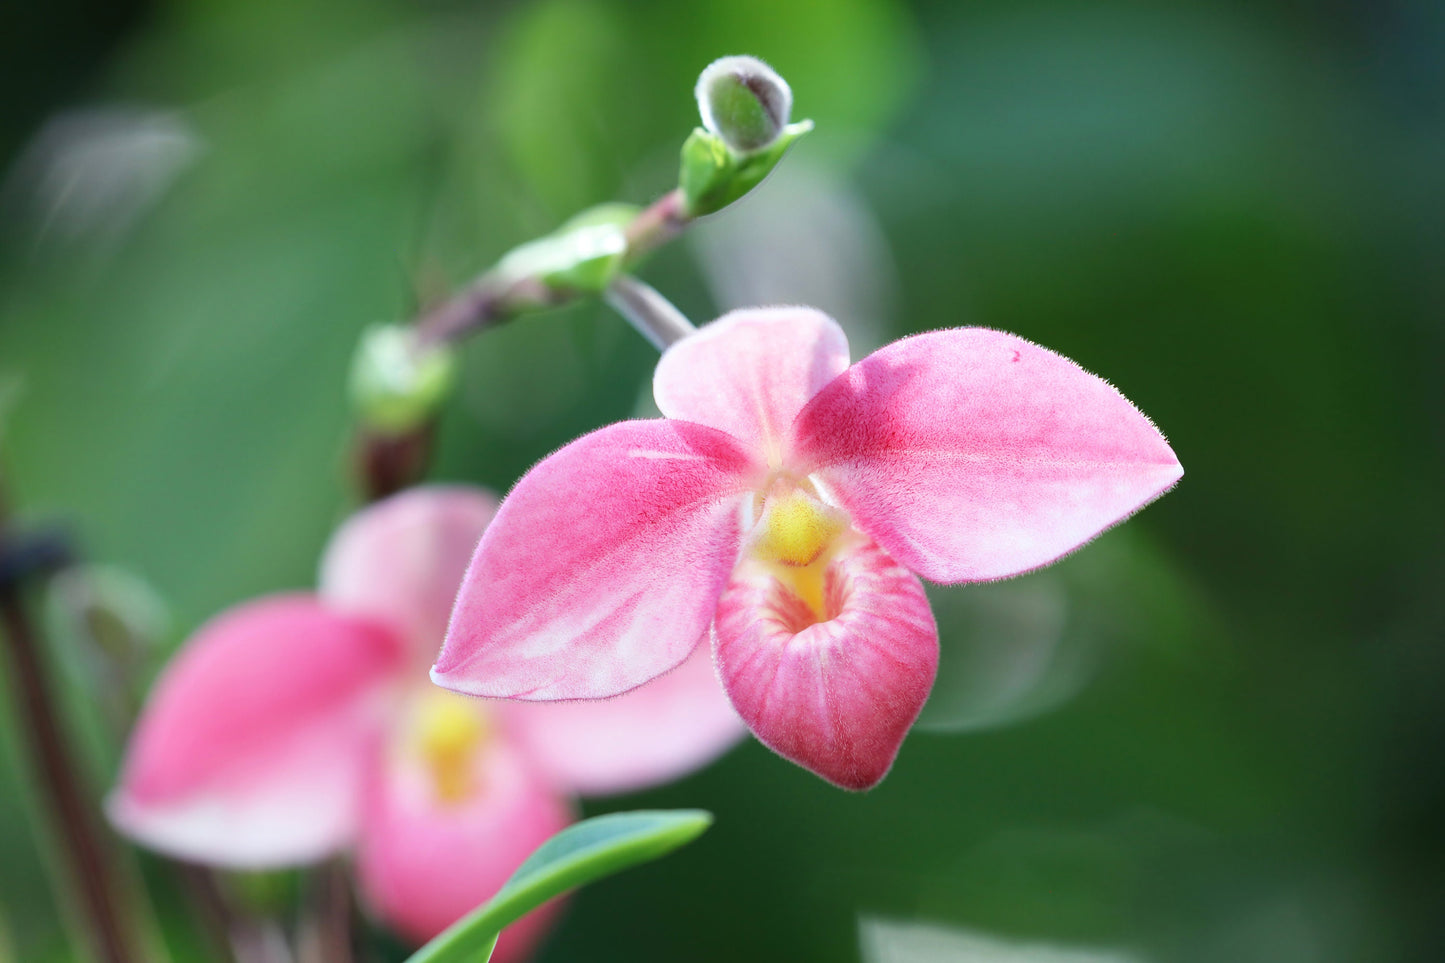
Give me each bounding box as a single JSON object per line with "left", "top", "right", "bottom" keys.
{"left": 695, "top": 55, "right": 792, "bottom": 154}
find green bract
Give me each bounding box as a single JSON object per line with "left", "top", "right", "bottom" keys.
{"left": 496, "top": 204, "right": 638, "bottom": 294}
{"left": 678, "top": 120, "right": 813, "bottom": 218}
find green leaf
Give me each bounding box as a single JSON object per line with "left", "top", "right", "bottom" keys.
{"left": 404, "top": 809, "right": 714, "bottom": 963}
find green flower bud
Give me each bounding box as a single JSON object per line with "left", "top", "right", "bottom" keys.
{"left": 349, "top": 325, "right": 456, "bottom": 434}
{"left": 695, "top": 55, "right": 792, "bottom": 153}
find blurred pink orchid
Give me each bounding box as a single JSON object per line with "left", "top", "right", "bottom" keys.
{"left": 434, "top": 309, "right": 1182, "bottom": 790}
{"left": 109, "top": 486, "right": 743, "bottom": 955}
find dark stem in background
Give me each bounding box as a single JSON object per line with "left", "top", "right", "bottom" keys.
{"left": 296, "top": 862, "right": 355, "bottom": 963}
{"left": 180, "top": 864, "right": 294, "bottom": 963}
{"left": 0, "top": 478, "right": 137, "bottom": 963}
{"left": 2, "top": 469, "right": 290, "bottom": 963}
{"left": 0, "top": 164, "right": 692, "bottom": 963}
{"left": 355, "top": 423, "right": 436, "bottom": 503}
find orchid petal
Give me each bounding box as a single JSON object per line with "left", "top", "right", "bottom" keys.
{"left": 108, "top": 596, "right": 403, "bottom": 866}
{"left": 320, "top": 485, "right": 499, "bottom": 663}
{"left": 355, "top": 734, "right": 571, "bottom": 953}
{"left": 654, "top": 307, "right": 850, "bottom": 458}
{"left": 713, "top": 536, "right": 938, "bottom": 790}
{"left": 499, "top": 644, "right": 746, "bottom": 796}
{"left": 434, "top": 419, "right": 755, "bottom": 700}
{"left": 793, "top": 328, "right": 1183, "bottom": 583}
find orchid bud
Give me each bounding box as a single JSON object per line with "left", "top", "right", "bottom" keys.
{"left": 695, "top": 55, "right": 792, "bottom": 154}
{"left": 349, "top": 324, "right": 456, "bottom": 434}
{"left": 680, "top": 56, "right": 811, "bottom": 218}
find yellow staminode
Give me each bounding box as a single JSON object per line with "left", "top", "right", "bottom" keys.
{"left": 412, "top": 690, "right": 490, "bottom": 805}
{"left": 753, "top": 490, "right": 845, "bottom": 568}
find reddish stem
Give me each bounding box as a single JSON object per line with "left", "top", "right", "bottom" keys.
{"left": 296, "top": 862, "right": 354, "bottom": 963}
{"left": 355, "top": 423, "right": 436, "bottom": 503}
{"left": 411, "top": 188, "right": 690, "bottom": 350}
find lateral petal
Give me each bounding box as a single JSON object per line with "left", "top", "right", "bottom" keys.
{"left": 320, "top": 485, "right": 499, "bottom": 664}
{"left": 713, "top": 537, "right": 938, "bottom": 790}
{"left": 108, "top": 595, "right": 404, "bottom": 866}
{"left": 654, "top": 307, "right": 850, "bottom": 460}
{"left": 793, "top": 328, "right": 1183, "bottom": 583}
{"left": 433, "top": 420, "right": 755, "bottom": 700}
{"left": 499, "top": 643, "right": 745, "bottom": 796}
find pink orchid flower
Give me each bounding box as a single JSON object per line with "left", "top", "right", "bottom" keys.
{"left": 109, "top": 486, "right": 744, "bottom": 956}
{"left": 433, "top": 309, "right": 1182, "bottom": 790}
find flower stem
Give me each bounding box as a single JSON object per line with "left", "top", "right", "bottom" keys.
{"left": 368, "top": 189, "right": 695, "bottom": 496}
{"left": 622, "top": 187, "right": 689, "bottom": 261}
{"left": 411, "top": 188, "right": 692, "bottom": 350}
{"left": 180, "top": 865, "right": 293, "bottom": 963}
{"left": 354, "top": 422, "right": 436, "bottom": 503}
{"left": 603, "top": 275, "right": 697, "bottom": 350}
{"left": 0, "top": 481, "right": 137, "bottom": 963}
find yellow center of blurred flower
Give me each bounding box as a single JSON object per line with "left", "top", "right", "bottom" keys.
{"left": 749, "top": 485, "right": 849, "bottom": 623}
{"left": 411, "top": 690, "right": 490, "bottom": 805}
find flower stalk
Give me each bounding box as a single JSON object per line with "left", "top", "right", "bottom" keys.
{"left": 355, "top": 422, "right": 436, "bottom": 503}
{"left": 355, "top": 56, "right": 811, "bottom": 497}
{"left": 406, "top": 52, "right": 808, "bottom": 352}
{"left": 410, "top": 188, "right": 692, "bottom": 351}
{"left": 604, "top": 275, "right": 697, "bottom": 351}
{"left": 179, "top": 864, "right": 293, "bottom": 963}
{"left": 296, "top": 862, "right": 354, "bottom": 963}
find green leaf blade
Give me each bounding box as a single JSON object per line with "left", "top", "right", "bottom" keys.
{"left": 404, "top": 809, "right": 713, "bottom": 963}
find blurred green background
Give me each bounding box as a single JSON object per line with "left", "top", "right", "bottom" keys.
{"left": 2, "top": 0, "right": 1442, "bottom": 960}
